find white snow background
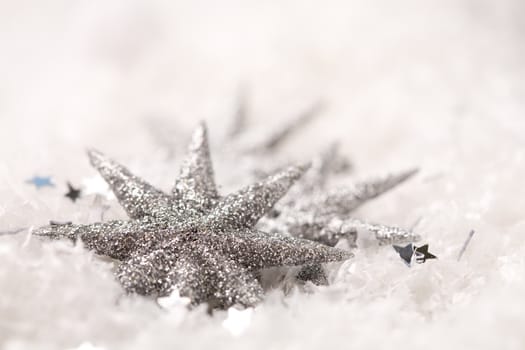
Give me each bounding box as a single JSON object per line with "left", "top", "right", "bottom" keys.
{"left": 0, "top": 0, "right": 524, "bottom": 349}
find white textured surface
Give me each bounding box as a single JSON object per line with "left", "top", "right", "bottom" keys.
{"left": 1, "top": 1, "right": 524, "bottom": 349}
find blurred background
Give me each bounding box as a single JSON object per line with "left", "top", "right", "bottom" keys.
{"left": 1, "top": 0, "right": 524, "bottom": 167}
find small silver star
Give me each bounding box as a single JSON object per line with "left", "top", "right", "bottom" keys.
{"left": 34, "top": 123, "right": 351, "bottom": 309}
{"left": 393, "top": 243, "right": 437, "bottom": 266}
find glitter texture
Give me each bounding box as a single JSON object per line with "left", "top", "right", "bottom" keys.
{"left": 162, "top": 106, "right": 422, "bottom": 249}
{"left": 254, "top": 143, "right": 421, "bottom": 285}
{"left": 257, "top": 146, "right": 421, "bottom": 247}
{"left": 219, "top": 120, "right": 423, "bottom": 284}
{"left": 149, "top": 106, "right": 423, "bottom": 285}
{"left": 34, "top": 123, "right": 352, "bottom": 308}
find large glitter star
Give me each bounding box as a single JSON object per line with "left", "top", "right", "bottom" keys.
{"left": 217, "top": 103, "right": 422, "bottom": 245}
{"left": 148, "top": 98, "right": 424, "bottom": 285}
{"left": 207, "top": 97, "right": 423, "bottom": 284}
{"left": 150, "top": 96, "right": 422, "bottom": 248}
{"left": 34, "top": 123, "right": 351, "bottom": 309}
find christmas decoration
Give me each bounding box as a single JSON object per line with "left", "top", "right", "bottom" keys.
{"left": 148, "top": 99, "right": 423, "bottom": 284}
{"left": 413, "top": 244, "right": 437, "bottom": 263}
{"left": 257, "top": 155, "right": 420, "bottom": 247}
{"left": 33, "top": 123, "right": 351, "bottom": 309}
{"left": 153, "top": 97, "right": 422, "bottom": 249}
{"left": 26, "top": 176, "right": 54, "bottom": 189}
{"left": 65, "top": 182, "right": 82, "bottom": 202}
{"left": 393, "top": 243, "right": 437, "bottom": 266}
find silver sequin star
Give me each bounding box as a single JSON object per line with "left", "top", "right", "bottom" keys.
{"left": 34, "top": 123, "right": 351, "bottom": 309}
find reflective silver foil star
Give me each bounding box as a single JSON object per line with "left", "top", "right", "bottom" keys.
{"left": 34, "top": 123, "right": 351, "bottom": 309}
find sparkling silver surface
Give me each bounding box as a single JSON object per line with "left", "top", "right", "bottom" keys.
{"left": 257, "top": 147, "right": 421, "bottom": 248}
{"left": 173, "top": 123, "right": 219, "bottom": 212}
{"left": 149, "top": 112, "right": 423, "bottom": 285}
{"left": 254, "top": 142, "right": 421, "bottom": 284}
{"left": 292, "top": 169, "right": 419, "bottom": 216}
{"left": 355, "top": 220, "right": 422, "bottom": 245}
{"left": 34, "top": 124, "right": 352, "bottom": 309}
{"left": 204, "top": 164, "right": 310, "bottom": 231}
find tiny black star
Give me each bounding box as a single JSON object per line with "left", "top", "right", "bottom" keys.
{"left": 65, "top": 182, "right": 82, "bottom": 202}
{"left": 414, "top": 244, "right": 437, "bottom": 263}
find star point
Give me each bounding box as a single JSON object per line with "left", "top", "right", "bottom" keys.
{"left": 173, "top": 122, "right": 219, "bottom": 212}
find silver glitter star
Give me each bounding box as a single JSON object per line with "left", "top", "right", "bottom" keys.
{"left": 258, "top": 156, "right": 421, "bottom": 247}
{"left": 393, "top": 243, "right": 437, "bottom": 266}
{"left": 208, "top": 99, "right": 423, "bottom": 283}
{"left": 147, "top": 97, "right": 423, "bottom": 284}
{"left": 245, "top": 137, "right": 420, "bottom": 247}
{"left": 209, "top": 95, "right": 422, "bottom": 247}
{"left": 34, "top": 123, "right": 351, "bottom": 309}
{"left": 255, "top": 146, "right": 421, "bottom": 283}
